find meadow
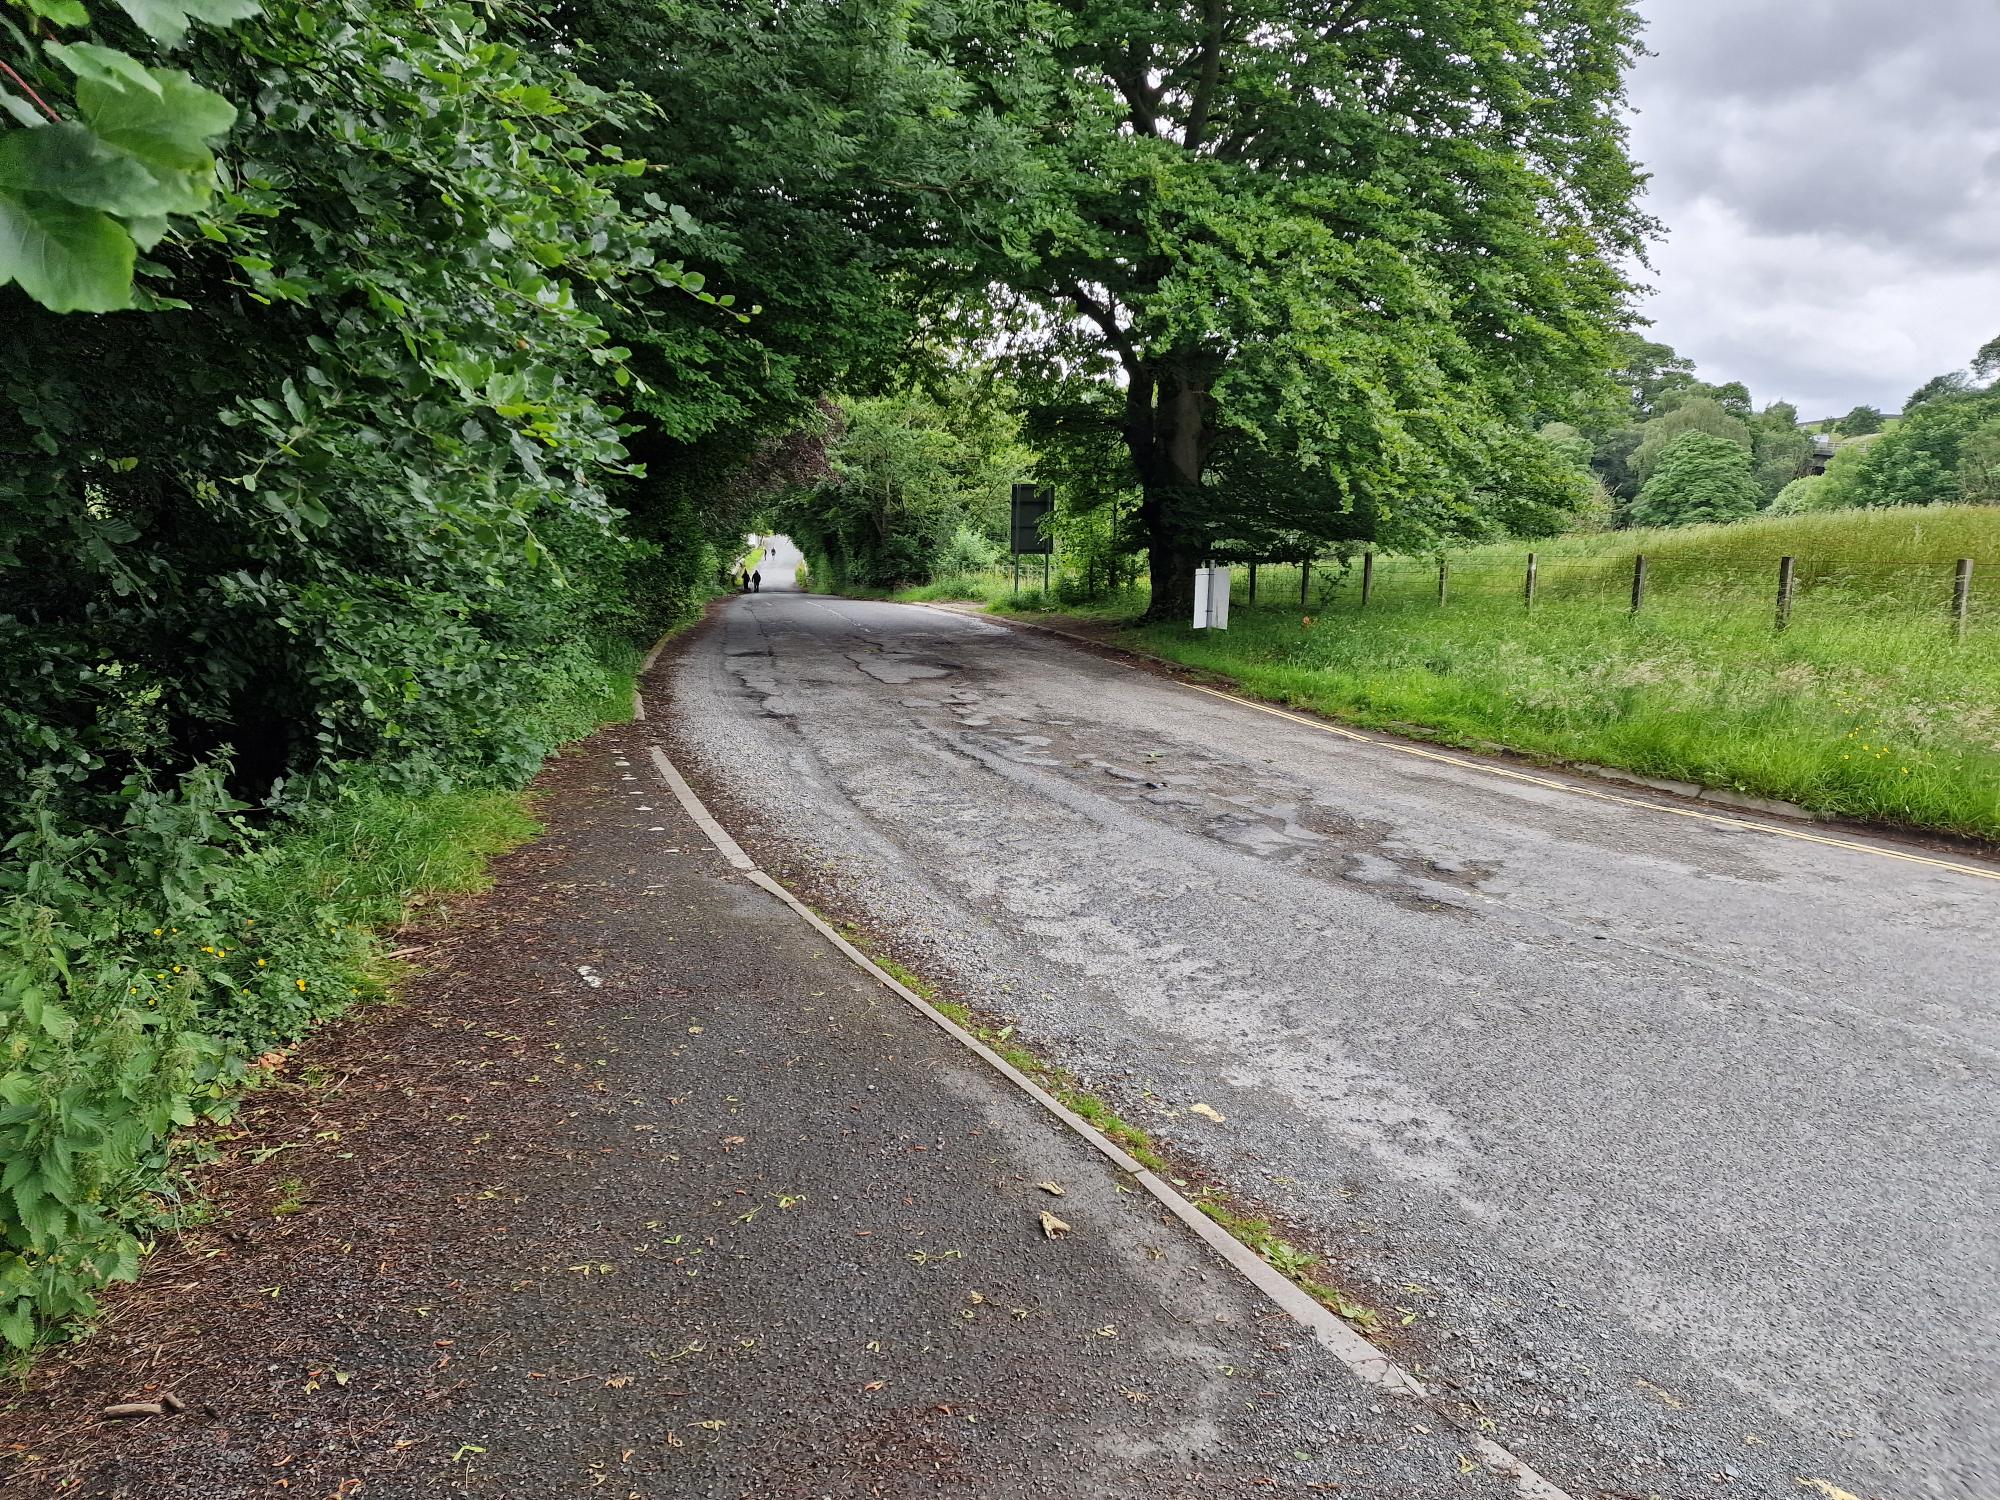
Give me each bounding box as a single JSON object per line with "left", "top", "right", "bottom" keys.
{"left": 899, "top": 508, "right": 2000, "bottom": 840}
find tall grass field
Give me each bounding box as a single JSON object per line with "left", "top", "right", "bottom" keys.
{"left": 910, "top": 508, "right": 2000, "bottom": 840}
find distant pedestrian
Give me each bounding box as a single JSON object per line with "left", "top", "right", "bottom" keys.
{"left": 752, "top": 569, "right": 763, "bottom": 592}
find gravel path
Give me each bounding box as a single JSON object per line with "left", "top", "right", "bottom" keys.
{"left": 667, "top": 581, "right": 2000, "bottom": 1500}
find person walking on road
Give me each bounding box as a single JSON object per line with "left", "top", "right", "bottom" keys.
{"left": 752, "top": 569, "right": 762, "bottom": 593}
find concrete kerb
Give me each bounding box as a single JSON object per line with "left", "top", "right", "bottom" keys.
{"left": 633, "top": 720, "right": 1579, "bottom": 1500}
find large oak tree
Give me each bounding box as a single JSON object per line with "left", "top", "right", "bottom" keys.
{"left": 959, "top": 0, "right": 1654, "bottom": 618}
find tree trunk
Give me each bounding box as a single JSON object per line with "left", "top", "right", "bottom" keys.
{"left": 1145, "top": 523, "right": 1200, "bottom": 622}
{"left": 1127, "top": 355, "right": 1216, "bottom": 623}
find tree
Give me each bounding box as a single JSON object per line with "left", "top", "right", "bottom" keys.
{"left": 550, "top": 0, "right": 986, "bottom": 618}
{"left": 1770, "top": 475, "right": 1829, "bottom": 514}
{"left": 1836, "top": 404, "right": 1885, "bottom": 436}
{"left": 952, "top": 0, "right": 1651, "bottom": 619}
{"left": 1748, "top": 403, "right": 1811, "bottom": 500}
{"left": 1629, "top": 432, "right": 1763, "bottom": 527}
{"left": 1905, "top": 372, "right": 1973, "bottom": 411}
{"left": 1973, "top": 335, "right": 2000, "bottom": 385}
{"left": 1537, "top": 422, "right": 1595, "bottom": 471}
{"left": 1611, "top": 335, "right": 1699, "bottom": 419}
{"left": 780, "top": 386, "right": 1030, "bottom": 588}
{"left": 1959, "top": 417, "right": 2000, "bottom": 506}
{"left": 1853, "top": 387, "right": 2000, "bottom": 507}
{"left": 1629, "top": 396, "right": 1752, "bottom": 483}
{"left": 1713, "top": 381, "right": 1753, "bottom": 419}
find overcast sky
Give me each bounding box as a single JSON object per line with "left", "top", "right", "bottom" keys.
{"left": 1623, "top": 0, "right": 2000, "bottom": 419}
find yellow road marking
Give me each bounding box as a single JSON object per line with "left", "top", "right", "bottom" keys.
{"left": 1172, "top": 681, "right": 2000, "bottom": 885}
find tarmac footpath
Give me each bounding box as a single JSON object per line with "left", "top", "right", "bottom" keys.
{"left": 1, "top": 707, "right": 1508, "bottom": 1499}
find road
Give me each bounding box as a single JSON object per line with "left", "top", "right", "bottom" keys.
{"left": 667, "top": 572, "right": 1999, "bottom": 1500}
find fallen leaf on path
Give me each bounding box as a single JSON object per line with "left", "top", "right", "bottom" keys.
{"left": 1036, "top": 1181, "right": 1065, "bottom": 1197}
{"left": 1038, "top": 1211, "right": 1070, "bottom": 1239}
{"left": 1796, "top": 1483, "right": 1865, "bottom": 1500}
{"left": 1188, "top": 1102, "right": 1226, "bottom": 1123}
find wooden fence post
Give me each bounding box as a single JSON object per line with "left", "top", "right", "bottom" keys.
{"left": 1247, "top": 561, "right": 1258, "bottom": 608}
{"left": 1630, "top": 553, "right": 1647, "bottom": 615}
{"left": 1299, "top": 557, "right": 1311, "bottom": 607}
{"left": 1954, "top": 558, "right": 1973, "bottom": 642}
{"left": 1360, "top": 550, "right": 1373, "bottom": 608}
{"left": 1437, "top": 558, "right": 1449, "bottom": 607}
{"left": 1524, "top": 551, "right": 1537, "bottom": 609}
{"left": 1775, "top": 555, "right": 1796, "bottom": 630}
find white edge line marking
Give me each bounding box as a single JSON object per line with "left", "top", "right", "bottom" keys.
{"left": 646, "top": 744, "right": 1579, "bottom": 1499}
{"left": 911, "top": 602, "right": 2000, "bottom": 886}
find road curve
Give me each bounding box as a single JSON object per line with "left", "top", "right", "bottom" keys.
{"left": 668, "top": 588, "right": 1999, "bottom": 1500}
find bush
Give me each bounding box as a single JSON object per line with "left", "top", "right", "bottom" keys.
{"left": 0, "top": 0, "right": 674, "bottom": 1349}
{"left": 1629, "top": 432, "right": 1764, "bottom": 527}
{"left": 1771, "top": 475, "right": 1830, "bottom": 514}
{"left": 940, "top": 525, "right": 1001, "bottom": 576}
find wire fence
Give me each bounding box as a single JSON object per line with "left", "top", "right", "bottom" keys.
{"left": 1221, "top": 551, "right": 1995, "bottom": 640}
{"left": 955, "top": 547, "right": 1993, "bottom": 640}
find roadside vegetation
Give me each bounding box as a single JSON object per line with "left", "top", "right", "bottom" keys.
{"left": 0, "top": 0, "right": 949, "bottom": 1348}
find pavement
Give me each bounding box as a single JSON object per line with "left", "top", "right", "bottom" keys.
{"left": 665, "top": 556, "right": 2000, "bottom": 1500}
{"left": 2, "top": 611, "right": 1512, "bottom": 1497}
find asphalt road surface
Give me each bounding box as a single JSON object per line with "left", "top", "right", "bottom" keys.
{"left": 669, "top": 576, "right": 1998, "bottom": 1500}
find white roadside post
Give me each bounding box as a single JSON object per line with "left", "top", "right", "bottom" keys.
{"left": 1192, "top": 562, "right": 1231, "bottom": 629}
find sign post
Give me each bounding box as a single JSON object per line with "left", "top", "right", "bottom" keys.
{"left": 1009, "top": 483, "right": 1053, "bottom": 596}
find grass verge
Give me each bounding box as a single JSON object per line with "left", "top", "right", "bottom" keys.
{"left": 881, "top": 510, "right": 2000, "bottom": 839}
{"left": 1114, "top": 590, "right": 2000, "bottom": 841}
{"left": 832, "top": 921, "right": 1384, "bottom": 1335}
{"left": 2, "top": 640, "right": 647, "bottom": 1355}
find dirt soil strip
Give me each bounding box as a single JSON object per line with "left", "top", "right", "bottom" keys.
{"left": 1, "top": 708, "right": 1520, "bottom": 1498}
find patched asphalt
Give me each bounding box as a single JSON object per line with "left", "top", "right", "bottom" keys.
{"left": 666, "top": 569, "right": 2000, "bottom": 1500}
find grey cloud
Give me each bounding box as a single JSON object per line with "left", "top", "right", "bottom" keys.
{"left": 1624, "top": 0, "right": 2000, "bottom": 413}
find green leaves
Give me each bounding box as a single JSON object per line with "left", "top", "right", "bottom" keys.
{"left": 0, "top": 192, "right": 134, "bottom": 312}
{"left": 0, "top": 21, "right": 244, "bottom": 313}
{"left": 76, "top": 70, "right": 237, "bottom": 174}
{"left": 111, "top": 0, "right": 263, "bottom": 48}
{"left": 44, "top": 42, "right": 166, "bottom": 96}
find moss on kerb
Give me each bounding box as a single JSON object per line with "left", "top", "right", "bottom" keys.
{"left": 823, "top": 914, "right": 1385, "bottom": 1335}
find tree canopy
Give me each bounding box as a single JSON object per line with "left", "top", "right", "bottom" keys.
{"left": 942, "top": 0, "right": 1652, "bottom": 616}
{"left": 1629, "top": 432, "right": 1763, "bottom": 528}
